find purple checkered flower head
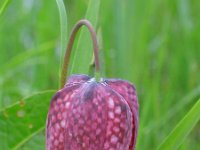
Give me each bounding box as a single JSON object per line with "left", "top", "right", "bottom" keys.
{"left": 46, "top": 20, "right": 139, "bottom": 150}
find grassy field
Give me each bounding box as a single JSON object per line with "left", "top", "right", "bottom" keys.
{"left": 0, "top": 0, "right": 200, "bottom": 149}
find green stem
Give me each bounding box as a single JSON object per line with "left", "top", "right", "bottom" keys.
{"left": 60, "top": 19, "right": 100, "bottom": 88}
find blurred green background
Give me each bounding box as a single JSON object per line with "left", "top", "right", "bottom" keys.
{"left": 0, "top": 0, "right": 200, "bottom": 149}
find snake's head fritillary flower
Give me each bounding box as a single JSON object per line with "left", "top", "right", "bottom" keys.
{"left": 46, "top": 19, "right": 139, "bottom": 150}
{"left": 46, "top": 75, "right": 139, "bottom": 150}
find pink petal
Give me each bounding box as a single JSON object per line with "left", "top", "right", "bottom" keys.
{"left": 46, "top": 78, "right": 138, "bottom": 150}
{"left": 46, "top": 84, "right": 82, "bottom": 150}
{"left": 64, "top": 82, "right": 133, "bottom": 150}
{"left": 105, "top": 79, "right": 139, "bottom": 150}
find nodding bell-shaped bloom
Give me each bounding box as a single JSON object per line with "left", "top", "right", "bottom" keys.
{"left": 46, "top": 19, "right": 139, "bottom": 150}
{"left": 46, "top": 74, "right": 139, "bottom": 150}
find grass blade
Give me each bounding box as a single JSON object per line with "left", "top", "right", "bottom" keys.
{"left": 157, "top": 98, "right": 200, "bottom": 150}
{"left": 0, "top": 0, "right": 12, "bottom": 16}
{"left": 0, "top": 41, "right": 55, "bottom": 76}
{"left": 55, "top": 0, "right": 68, "bottom": 87}
{"left": 70, "top": 0, "right": 100, "bottom": 75}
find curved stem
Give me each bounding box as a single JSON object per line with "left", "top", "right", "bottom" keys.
{"left": 60, "top": 19, "right": 100, "bottom": 88}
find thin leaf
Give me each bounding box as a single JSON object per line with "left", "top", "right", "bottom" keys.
{"left": 157, "top": 98, "right": 200, "bottom": 150}
{"left": 0, "top": 0, "right": 12, "bottom": 16}
{"left": 0, "top": 90, "right": 56, "bottom": 150}
{"left": 0, "top": 41, "right": 55, "bottom": 76}
{"left": 55, "top": 0, "right": 68, "bottom": 87}
{"left": 70, "top": 0, "right": 100, "bottom": 75}
{"left": 143, "top": 86, "right": 200, "bottom": 133}
{"left": 19, "top": 130, "right": 45, "bottom": 150}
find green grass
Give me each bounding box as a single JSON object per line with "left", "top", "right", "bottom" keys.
{"left": 0, "top": 0, "right": 200, "bottom": 149}
{"left": 157, "top": 99, "right": 200, "bottom": 150}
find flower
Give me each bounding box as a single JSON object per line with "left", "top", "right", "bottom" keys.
{"left": 46, "top": 74, "right": 139, "bottom": 150}
{"left": 46, "top": 19, "right": 139, "bottom": 150}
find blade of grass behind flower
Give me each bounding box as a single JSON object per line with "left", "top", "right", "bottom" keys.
{"left": 55, "top": 0, "right": 68, "bottom": 87}
{"left": 70, "top": 0, "right": 100, "bottom": 75}
{"left": 0, "top": 0, "right": 12, "bottom": 16}
{"left": 157, "top": 98, "right": 200, "bottom": 150}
